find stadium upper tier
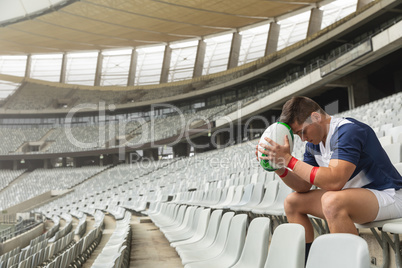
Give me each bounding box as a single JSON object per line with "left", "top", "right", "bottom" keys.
{"left": 0, "top": 0, "right": 399, "bottom": 114}
{"left": 0, "top": 88, "right": 400, "bottom": 158}
{"left": 0, "top": 102, "right": 238, "bottom": 155}
{"left": 0, "top": 166, "right": 107, "bottom": 211}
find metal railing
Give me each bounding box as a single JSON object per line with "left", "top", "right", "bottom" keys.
{"left": 0, "top": 216, "right": 43, "bottom": 243}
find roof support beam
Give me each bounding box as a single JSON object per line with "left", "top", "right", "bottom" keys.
{"left": 265, "top": 22, "right": 280, "bottom": 56}
{"left": 127, "top": 48, "right": 138, "bottom": 86}
{"left": 348, "top": 85, "right": 355, "bottom": 110}
{"left": 193, "top": 39, "right": 206, "bottom": 78}
{"left": 24, "top": 54, "right": 31, "bottom": 78}
{"left": 160, "top": 45, "right": 172, "bottom": 84}
{"left": 94, "top": 51, "right": 103, "bottom": 86}
{"left": 227, "top": 31, "right": 242, "bottom": 69}
{"left": 60, "top": 53, "right": 67, "bottom": 83}
{"left": 357, "top": 0, "right": 372, "bottom": 10}
{"left": 307, "top": 7, "right": 323, "bottom": 37}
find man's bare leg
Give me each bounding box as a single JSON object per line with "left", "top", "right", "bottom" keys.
{"left": 285, "top": 188, "right": 379, "bottom": 241}
{"left": 284, "top": 189, "right": 327, "bottom": 243}
{"left": 321, "top": 188, "right": 379, "bottom": 234}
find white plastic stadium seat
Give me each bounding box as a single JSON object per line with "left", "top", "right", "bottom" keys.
{"left": 383, "top": 143, "right": 402, "bottom": 164}
{"left": 379, "top": 136, "right": 392, "bottom": 146}
{"left": 156, "top": 204, "right": 185, "bottom": 229}
{"left": 251, "top": 180, "right": 279, "bottom": 216}
{"left": 165, "top": 207, "right": 204, "bottom": 243}
{"left": 214, "top": 185, "right": 243, "bottom": 209}
{"left": 180, "top": 212, "right": 235, "bottom": 265}
{"left": 355, "top": 217, "right": 402, "bottom": 268}
{"left": 175, "top": 209, "right": 223, "bottom": 252}
{"left": 229, "top": 183, "right": 255, "bottom": 210}
{"left": 184, "top": 214, "right": 248, "bottom": 268}
{"left": 264, "top": 223, "right": 305, "bottom": 268}
{"left": 388, "top": 126, "right": 402, "bottom": 143}
{"left": 211, "top": 186, "right": 236, "bottom": 209}
{"left": 161, "top": 206, "right": 197, "bottom": 235}
{"left": 395, "top": 162, "right": 402, "bottom": 175}
{"left": 382, "top": 221, "right": 402, "bottom": 267}
{"left": 250, "top": 173, "right": 259, "bottom": 184}
{"left": 231, "top": 182, "right": 265, "bottom": 212}
{"left": 380, "top": 123, "right": 394, "bottom": 136}
{"left": 155, "top": 204, "right": 184, "bottom": 230}
{"left": 207, "top": 188, "right": 228, "bottom": 208}
{"left": 252, "top": 180, "right": 293, "bottom": 225}
{"left": 171, "top": 208, "right": 211, "bottom": 248}
{"left": 231, "top": 217, "right": 271, "bottom": 268}
{"left": 306, "top": 234, "right": 370, "bottom": 268}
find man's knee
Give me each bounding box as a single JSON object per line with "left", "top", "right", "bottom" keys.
{"left": 321, "top": 191, "right": 347, "bottom": 220}
{"left": 284, "top": 192, "right": 302, "bottom": 214}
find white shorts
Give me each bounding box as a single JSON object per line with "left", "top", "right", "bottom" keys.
{"left": 368, "top": 188, "right": 402, "bottom": 221}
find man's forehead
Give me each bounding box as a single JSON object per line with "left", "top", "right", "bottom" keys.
{"left": 290, "top": 121, "right": 308, "bottom": 134}
{"left": 289, "top": 121, "right": 302, "bottom": 130}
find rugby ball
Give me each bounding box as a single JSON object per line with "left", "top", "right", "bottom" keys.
{"left": 258, "top": 122, "right": 294, "bottom": 171}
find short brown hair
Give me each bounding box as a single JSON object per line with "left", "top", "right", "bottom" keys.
{"left": 280, "top": 96, "right": 326, "bottom": 125}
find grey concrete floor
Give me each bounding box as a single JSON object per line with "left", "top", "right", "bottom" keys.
{"left": 129, "top": 215, "right": 184, "bottom": 268}
{"left": 83, "top": 214, "right": 116, "bottom": 268}
{"left": 82, "top": 214, "right": 183, "bottom": 268}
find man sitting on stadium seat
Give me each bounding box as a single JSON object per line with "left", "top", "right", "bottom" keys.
{"left": 257, "top": 96, "right": 402, "bottom": 262}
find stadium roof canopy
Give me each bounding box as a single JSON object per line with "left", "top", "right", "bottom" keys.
{"left": 0, "top": 0, "right": 329, "bottom": 55}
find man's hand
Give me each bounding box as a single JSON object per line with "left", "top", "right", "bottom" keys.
{"left": 257, "top": 135, "right": 293, "bottom": 168}
{"left": 255, "top": 144, "right": 259, "bottom": 161}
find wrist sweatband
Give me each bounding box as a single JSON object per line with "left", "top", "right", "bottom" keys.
{"left": 287, "top": 157, "right": 298, "bottom": 170}
{"left": 310, "top": 166, "right": 319, "bottom": 185}
{"left": 279, "top": 169, "right": 288, "bottom": 178}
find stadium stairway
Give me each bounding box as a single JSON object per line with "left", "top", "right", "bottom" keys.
{"left": 82, "top": 214, "right": 116, "bottom": 267}
{"left": 81, "top": 212, "right": 183, "bottom": 267}
{"left": 129, "top": 214, "right": 184, "bottom": 267}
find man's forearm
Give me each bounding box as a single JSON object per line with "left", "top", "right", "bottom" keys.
{"left": 275, "top": 168, "right": 312, "bottom": 193}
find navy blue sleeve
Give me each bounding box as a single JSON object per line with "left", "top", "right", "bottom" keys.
{"left": 330, "top": 123, "right": 366, "bottom": 166}
{"left": 303, "top": 144, "right": 319, "bottom": 167}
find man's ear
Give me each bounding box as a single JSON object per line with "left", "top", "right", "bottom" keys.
{"left": 310, "top": 111, "right": 322, "bottom": 123}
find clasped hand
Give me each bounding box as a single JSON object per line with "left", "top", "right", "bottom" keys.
{"left": 255, "top": 135, "right": 293, "bottom": 168}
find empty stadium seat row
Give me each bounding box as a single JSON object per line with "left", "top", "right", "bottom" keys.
{"left": 151, "top": 205, "right": 370, "bottom": 268}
